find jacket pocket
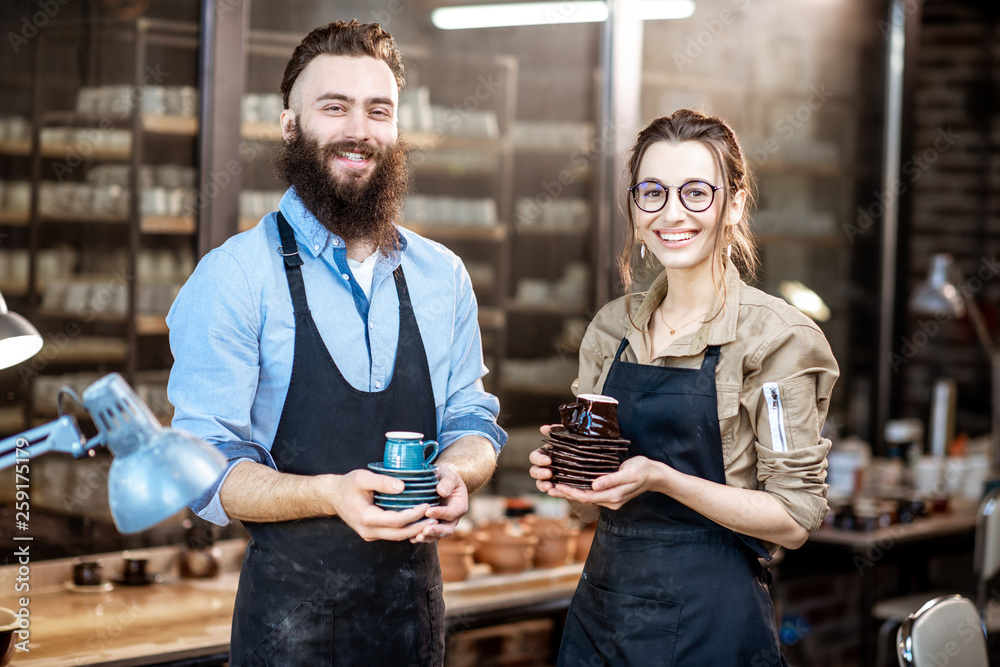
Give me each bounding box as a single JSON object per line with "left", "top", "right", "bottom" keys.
{"left": 717, "top": 382, "right": 741, "bottom": 459}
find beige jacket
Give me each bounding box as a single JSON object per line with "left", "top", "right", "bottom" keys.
{"left": 574, "top": 262, "right": 840, "bottom": 537}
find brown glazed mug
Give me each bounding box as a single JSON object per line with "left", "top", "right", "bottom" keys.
{"left": 558, "top": 393, "right": 620, "bottom": 438}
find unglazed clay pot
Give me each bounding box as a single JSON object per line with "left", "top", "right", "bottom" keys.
{"left": 522, "top": 515, "right": 579, "bottom": 568}
{"left": 472, "top": 521, "right": 538, "bottom": 574}
{"left": 438, "top": 534, "right": 476, "bottom": 582}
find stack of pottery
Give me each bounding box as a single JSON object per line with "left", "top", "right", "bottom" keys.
{"left": 369, "top": 432, "right": 441, "bottom": 510}
{"left": 438, "top": 533, "right": 476, "bottom": 582}
{"left": 541, "top": 394, "right": 629, "bottom": 488}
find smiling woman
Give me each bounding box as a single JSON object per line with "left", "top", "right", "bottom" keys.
{"left": 528, "top": 109, "right": 839, "bottom": 665}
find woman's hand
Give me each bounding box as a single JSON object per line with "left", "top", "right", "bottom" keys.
{"left": 528, "top": 424, "right": 562, "bottom": 493}
{"left": 552, "top": 456, "right": 666, "bottom": 510}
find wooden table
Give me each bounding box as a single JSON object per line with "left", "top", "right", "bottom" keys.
{"left": 0, "top": 540, "right": 583, "bottom": 667}
{"left": 794, "top": 502, "right": 979, "bottom": 667}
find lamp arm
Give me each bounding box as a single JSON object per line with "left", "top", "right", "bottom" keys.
{"left": 0, "top": 416, "right": 103, "bottom": 470}
{"left": 963, "top": 292, "right": 995, "bottom": 358}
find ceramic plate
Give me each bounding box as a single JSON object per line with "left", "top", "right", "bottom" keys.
{"left": 543, "top": 442, "right": 622, "bottom": 463}
{"left": 543, "top": 436, "right": 628, "bottom": 455}
{"left": 549, "top": 427, "right": 630, "bottom": 447}
{"left": 374, "top": 491, "right": 440, "bottom": 501}
{"left": 368, "top": 463, "right": 439, "bottom": 478}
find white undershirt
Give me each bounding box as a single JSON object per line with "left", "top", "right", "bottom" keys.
{"left": 347, "top": 251, "right": 378, "bottom": 300}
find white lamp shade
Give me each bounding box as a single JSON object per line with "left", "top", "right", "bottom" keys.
{"left": 909, "top": 253, "right": 966, "bottom": 318}
{"left": 0, "top": 309, "right": 43, "bottom": 370}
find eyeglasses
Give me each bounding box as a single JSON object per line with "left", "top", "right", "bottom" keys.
{"left": 628, "top": 180, "right": 724, "bottom": 213}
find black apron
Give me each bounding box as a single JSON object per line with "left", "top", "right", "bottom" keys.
{"left": 557, "top": 339, "right": 786, "bottom": 666}
{"left": 230, "top": 213, "right": 445, "bottom": 666}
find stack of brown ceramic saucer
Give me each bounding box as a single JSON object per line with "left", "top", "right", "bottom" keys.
{"left": 541, "top": 426, "right": 630, "bottom": 489}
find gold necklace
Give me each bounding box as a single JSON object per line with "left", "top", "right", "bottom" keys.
{"left": 658, "top": 306, "right": 707, "bottom": 336}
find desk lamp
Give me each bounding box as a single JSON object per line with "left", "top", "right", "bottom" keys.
{"left": 0, "top": 290, "right": 42, "bottom": 370}
{"left": 0, "top": 292, "right": 226, "bottom": 533}
{"left": 909, "top": 253, "right": 1000, "bottom": 469}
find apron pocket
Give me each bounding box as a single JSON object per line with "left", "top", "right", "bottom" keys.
{"left": 240, "top": 600, "right": 334, "bottom": 667}
{"left": 559, "top": 578, "right": 680, "bottom": 667}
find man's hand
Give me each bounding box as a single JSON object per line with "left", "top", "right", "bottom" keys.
{"left": 330, "top": 469, "right": 437, "bottom": 542}
{"left": 411, "top": 465, "right": 469, "bottom": 543}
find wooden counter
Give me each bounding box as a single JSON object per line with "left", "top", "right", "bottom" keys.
{"left": 0, "top": 540, "right": 583, "bottom": 667}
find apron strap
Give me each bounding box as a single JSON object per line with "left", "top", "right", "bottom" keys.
{"left": 276, "top": 211, "right": 309, "bottom": 315}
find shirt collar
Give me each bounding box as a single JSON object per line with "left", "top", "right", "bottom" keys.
{"left": 622, "top": 260, "right": 742, "bottom": 359}
{"left": 277, "top": 187, "right": 409, "bottom": 259}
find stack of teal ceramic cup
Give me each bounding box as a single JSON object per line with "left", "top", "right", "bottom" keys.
{"left": 369, "top": 431, "right": 442, "bottom": 510}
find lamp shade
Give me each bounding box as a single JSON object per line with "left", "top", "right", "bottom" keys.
{"left": 0, "top": 291, "right": 42, "bottom": 370}
{"left": 909, "top": 253, "right": 966, "bottom": 318}
{"left": 107, "top": 427, "right": 228, "bottom": 534}
{"left": 81, "top": 373, "right": 227, "bottom": 534}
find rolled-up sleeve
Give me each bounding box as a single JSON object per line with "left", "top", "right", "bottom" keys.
{"left": 167, "top": 248, "right": 275, "bottom": 526}
{"left": 436, "top": 260, "right": 506, "bottom": 453}
{"left": 746, "top": 324, "right": 839, "bottom": 532}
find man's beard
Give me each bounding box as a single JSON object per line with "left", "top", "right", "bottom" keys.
{"left": 274, "top": 124, "right": 410, "bottom": 255}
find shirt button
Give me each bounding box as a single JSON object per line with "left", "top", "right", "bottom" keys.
{"left": 369, "top": 322, "right": 374, "bottom": 329}
{"left": 314, "top": 244, "right": 320, "bottom": 251}
{"left": 342, "top": 273, "right": 350, "bottom": 281}
{"left": 374, "top": 380, "right": 382, "bottom": 388}
{"left": 332, "top": 239, "right": 339, "bottom": 246}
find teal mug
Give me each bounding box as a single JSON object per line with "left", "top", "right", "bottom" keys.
{"left": 383, "top": 431, "right": 439, "bottom": 470}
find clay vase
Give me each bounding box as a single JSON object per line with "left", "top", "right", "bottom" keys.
{"left": 472, "top": 521, "right": 538, "bottom": 574}
{"left": 522, "top": 515, "right": 579, "bottom": 569}
{"left": 438, "top": 534, "right": 475, "bottom": 583}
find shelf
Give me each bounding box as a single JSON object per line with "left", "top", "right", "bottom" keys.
{"left": 42, "top": 111, "right": 198, "bottom": 136}
{"left": 407, "top": 132, "right": 507, "bottom": 153}
{"left": 403, "top": 222, "right": 506, "bottom": 242}
{"left": 0, "top": 210, "right": 29, "bottom": 225}
{"left": 136, "top": 314, "right": 168, "bottom": 335}
{"left": 757, "top": 233, "right": 844, "bottom": 248}
{"left": 479, "top": 307, "right": 506, "bottom": 330}
{"left": 242, "top": 121, "right": 282, "bottom": 141}
{"left": 42, "top": 337, "right": 129, "bottom": 364}
{"left": 33, "top": 310, "right": 169, "bottom": 334}
{"left": 40, "top": 143, "right": 129, "bottom": 161}
{"left": 505, "top": 301, "right": 589, "bottom": 316}
{"left": 37, "top": 214, "right": 196, "bottom": 234}
{"left": 142, "top": 215, "right": 196, "bottom": 234}
{"left": 512, "top": 226, "right": 590, "bottom": 237}
{"left": 0, "top": 406, "right": 25, "bottom": 435}
{"left": 0, "top": 140, "right": 31, "bottom": 156}
{"left": 499, "top": 381, "right": 573, "bottom": 397}
{"left": 0, "top": 282, "right": 28, "bottom": 296}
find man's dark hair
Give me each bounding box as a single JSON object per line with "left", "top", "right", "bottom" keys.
{"left": 280, "top": 19, "right": 405, "bottom": 110}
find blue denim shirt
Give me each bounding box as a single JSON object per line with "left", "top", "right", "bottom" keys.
{"left": 167, "top": 188, "right": 506, "bottom": 526}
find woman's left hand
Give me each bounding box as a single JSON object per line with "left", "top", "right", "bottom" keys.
{"left": 550, "top": 456, "right": 666, "bottom": 510}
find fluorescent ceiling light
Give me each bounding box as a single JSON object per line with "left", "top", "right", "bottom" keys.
{"left": 432, "top": 1, "right": 695, "bottom": 30}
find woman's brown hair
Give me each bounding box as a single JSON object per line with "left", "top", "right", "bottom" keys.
{"left": 280, "top": 19, "right": 405, "bottom": 110}
{"left": 618, "top": 109, "right": 758, "bottom": 301}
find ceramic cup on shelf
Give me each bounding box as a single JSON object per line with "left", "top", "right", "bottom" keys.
{"left": 72, "top": 559, "right": 104, "bottom": 587}
{"left": 383, "top": 431, "right": 439, "bottom": 470}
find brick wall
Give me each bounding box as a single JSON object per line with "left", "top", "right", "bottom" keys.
{"left": 898, "top": 1, "right": 1000, "bottom": 439}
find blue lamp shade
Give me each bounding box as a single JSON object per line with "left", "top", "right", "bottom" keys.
{"left": 107, "top": 428, "right": 228, "bottom": 534}
{"left": 0, "top": 291, "right": 43, "bottom": 370}
{"left": 82, "top": 374, "right": 227, "bottom": 534}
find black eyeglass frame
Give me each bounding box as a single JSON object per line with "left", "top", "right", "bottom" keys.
{"left": 628, "top": 180, "right": 725, "bottom": 213}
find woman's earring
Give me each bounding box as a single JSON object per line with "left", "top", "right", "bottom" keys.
{"left": 724, "top": 226, "right": 734, "bottom": 259}
{"left": 640, "top": 242, "right": 646, "bottom": 259}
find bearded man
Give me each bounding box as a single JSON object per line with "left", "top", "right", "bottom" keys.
{"left": 166, "top": 20, "right": 504, "bottom": 666}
